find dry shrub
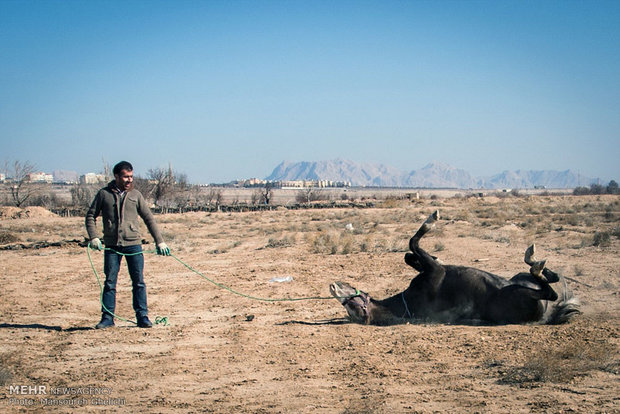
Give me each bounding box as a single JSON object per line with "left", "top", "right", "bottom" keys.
{"left": 340, "top": 234, "right": 354, "bottom": 254}
{"left": 0, "top": 366, "right": 11, "bottom": 386}
{"left": 387, "top": 237, "right": 408, "bottom": 253}
{"left": 306, "top": 231, "right": 356, "bottom": 255}
{"left": 380, "top": 197, "right": 407, "bottom": 209}
{"left": 359, "top": 236, "right": 372, "bottom": 253}
{"left": 453, "top": 210, "right": 472, "bottom": 222}
{"left": 501, "top": 339, "right": 617, "bottom": 384}
{"left": 266, "top": 235, "right": 295, "bottom": 248}
{"left": 573, "top": 264, "right": 585, "bottom": 277}
{"left": 307, "top": 231, "right": 339, "bottom": 255}
{"left": 0, "top": 353, "right": 15, "bottom": 386}
{"left": 209, "top": 241, "right": 242, "bottom": 254}
{"left": 0, "top": 232, "right": 20, "bottom": 244}
{"left": 593, "top": 231, "right": 612, "bottom": 247}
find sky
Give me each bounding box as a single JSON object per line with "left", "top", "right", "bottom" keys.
{"left": 1, "top": 0, "right": 618, "bottom": 184}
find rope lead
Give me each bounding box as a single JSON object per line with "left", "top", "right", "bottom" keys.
{"left": 87, "top": 245, "right": 347, "bottom": 326}
{"left": 88, "top": 245, "right": 170, "bottom": 326}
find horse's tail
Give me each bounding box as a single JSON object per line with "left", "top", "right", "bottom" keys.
{"left": 543, "top": 274, "right": 581, "bottom": 325}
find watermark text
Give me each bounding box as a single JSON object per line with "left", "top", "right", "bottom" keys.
{"left": 5, "top": 384, "right": 125, "bottom": 407}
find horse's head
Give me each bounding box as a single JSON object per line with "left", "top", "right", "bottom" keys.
{"left": 330, "top": 281, "right": 371, "bottom": 324}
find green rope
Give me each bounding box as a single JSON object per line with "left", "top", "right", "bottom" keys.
{"left": 169, "top": 253, "right": 337, "bottom": 302}
{"left": 87, "top": 244, "right": 354, "bottom": 326}
{"left": 87, "top": 245, "right": 170, "bottom": 326}
{"left": 154, "top": 316, "right": 169, "bottom": 326}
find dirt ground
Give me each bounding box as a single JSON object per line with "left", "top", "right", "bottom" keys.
{"left": 0, "top": 195, "right": 618, "bottom": 413}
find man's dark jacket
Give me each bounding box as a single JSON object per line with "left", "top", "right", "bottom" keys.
{"left": 85, "top": 181, "right": 164, "bottom": 247}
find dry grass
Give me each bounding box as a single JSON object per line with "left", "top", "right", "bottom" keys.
{"left": 0, "top": 232, "right": 20, "bottom": 244}
{"left": 0, "top": 353, "right": 17, "bottom": 387}
{"left": 194, "top": 194, "right": 620, "bottom": 258}
{"left": 0, "top": 366, "right": 11, "bottom": 386}
{"left": 0, "top": 194, "right": 618, "bottom": 412}
{"left": 500, "top": 338, "right": 617, "bottom": 384}
{"left": 265, "top": 235, "right": 296, "bottom": 249}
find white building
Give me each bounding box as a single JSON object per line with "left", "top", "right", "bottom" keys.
{"left": 281, "top": 179, "right": 351, "bottom": 188}
{"left": 27, "top": 172, "right": 54, "bottom": 183}
{"left": 79, "top": 173, "right": 107, "bottom": 184}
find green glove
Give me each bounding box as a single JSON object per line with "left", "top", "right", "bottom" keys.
{"left": 157, "top": 242, "right": 171, "bottom": 256}
{"left": 90, "top": 238, "right": 103, "bottom": 251}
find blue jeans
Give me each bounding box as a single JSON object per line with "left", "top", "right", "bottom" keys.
{"left": 102, "top": 245, "right": 148, "bottom": 319}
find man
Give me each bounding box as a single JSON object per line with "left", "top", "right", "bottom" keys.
{"left": 85, "top": 161, "right": 170, "bottom": 329}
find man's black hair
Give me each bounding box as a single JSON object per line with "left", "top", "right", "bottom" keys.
{"left": 113, "top": 161, "right": 133, "bottom": 175}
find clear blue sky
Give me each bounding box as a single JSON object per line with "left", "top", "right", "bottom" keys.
{"left": 1, "top": 0, "right": 618, "bottom": 184}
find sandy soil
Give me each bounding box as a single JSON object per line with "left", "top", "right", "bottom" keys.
{"left": 0, "top": 195, "right": 618, "bottom": 413}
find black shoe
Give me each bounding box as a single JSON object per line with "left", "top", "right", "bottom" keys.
{"left": 95, "top": 319, "right": 115, "bottom": 329}
{"left": 137, "top": 317, "right": 153, "bottom": 328}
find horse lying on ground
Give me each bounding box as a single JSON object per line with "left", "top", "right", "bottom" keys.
{"left": 330, "top": 211, "right": 580, "bottom": 325}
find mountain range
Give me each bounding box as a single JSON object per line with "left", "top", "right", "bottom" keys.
{"left": 265, "top": 159, "right": 598, "bottom": 189}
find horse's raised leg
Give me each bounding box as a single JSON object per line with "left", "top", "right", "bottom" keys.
{"left": 409, "top": 210, "right": 439, "bottom": 251}
{"left": 405, "top": 210, "right": 445, "bottom": 295}
{"left": 524, "top": 244, "right": 551, "bottom": 283}
{"left": 406, "top": 210, "right": 440, "bottom": 269}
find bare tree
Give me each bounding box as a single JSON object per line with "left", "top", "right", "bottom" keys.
{"left": 175, "top": 182, "right": 201, "bottom": 212}
{"left": 147, "top": 167, "right": 175, "bottom": 207}
{"left": 31, "top": 191, "right": 61, "bottom": 209}
{"left": 175, "top": 172, "right": 189, "bottom": 190}
{"left": 71, "top": 183, "right": 97, "bottom": 209}
{"left": 262, "top": 182, "right": 273, "bottom": 205}
{"left": 296, "top": 188, "right": 316, "bottom": 203}
{"left": 251, "top": 189, "right": 261, "bottom": 205}
{"left": 147, "top": 165, "right": 192, "bottom": 211}
{"left": 101, "top": 157, "right": 112, "bottom": 181}
{"left": 295, "top": 187, "right": 330, "bottom": 203}
{"left": 201, "top": 187, "right": 223, "bottom": 208}
{"left": 9, "top": 160, "right": 38, "bottom": 207}
{"left": 252, "top": 183, "right": 274, "bottom": 205}
{"left": 132, "top": 175, "right": 155, "bottom": 201}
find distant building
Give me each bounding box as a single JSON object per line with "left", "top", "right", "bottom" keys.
{"left": 317, "top": 180, "right": 351, "bottom": 188}
{"left": 53, "top": 170, "right": 79, "bottom": 184}
{"left": 281, "top": 179, "right": 351, "bottom": 189}
{"left": 0, "top": 173, "right": 5, "bottom": 182}
{"left": 80, "top": 173, "right": 107, "bottom": 184}
{"left": 27, "top": 172, "right": 54, "bottom": 183}
{"left": 228, "top": 178, "right": 352, "bottom": 189}
{"left": 242, "top": 178, "right": 268, "bottom": 187}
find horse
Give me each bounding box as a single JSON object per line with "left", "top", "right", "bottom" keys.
{"left": 330, "top": 211, "right": 580, "bottom": 325}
